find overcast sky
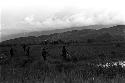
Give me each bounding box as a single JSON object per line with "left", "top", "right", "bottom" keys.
{"left": 1, "top": 0, "right": 125, "bottom": 38}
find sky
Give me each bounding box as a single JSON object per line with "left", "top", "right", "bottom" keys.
{"left": 1, "top": 0, "right": 125, "bottom": 40}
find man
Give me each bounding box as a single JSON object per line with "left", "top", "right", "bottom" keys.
{"left": 42, "top": 48, "right": 48, "bottom": 61}
{"left": 62, "top": 46, "right": 71, "bottom": 61}
{"left": 10, "top": 47, "right": 14, "bottom": 57}
{"left": 25, "top": 46, "right": 30, "bottom": 56}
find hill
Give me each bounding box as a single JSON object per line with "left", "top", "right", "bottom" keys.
{"left": 1, "top": 25, "right": 113, "bottom": 42}
{"left": 0, "top": 25, "right": 125, "bottom": 45}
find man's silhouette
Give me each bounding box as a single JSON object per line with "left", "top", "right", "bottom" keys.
{"left": 25, "top": 46, "right": 30, "bottom": 56}
{"left": 42, "top": 48, "right": 48, "bottom": 61}
{"left": 22, "top": 44, "right": 26, "bottom": 52}
{"left": 61, "top": 46, "right": 71, "bottom": 61}
{"left": 10, "top": 47, "right": 14, "bottom": 57}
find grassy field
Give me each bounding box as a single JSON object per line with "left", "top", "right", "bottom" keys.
{"left": 0, "top": 42, "right": 125, "bottom": 83}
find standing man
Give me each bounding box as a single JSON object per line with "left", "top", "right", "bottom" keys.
{"left": 25, "top": 46, "right": 30, "bottom": 57}
{"left": 41, "top": 48, "right": 48, "bottom": 61}
{"left": 10, "top": 47, "right": 14, "bottom": 57}
{"left": 61, "top": 46, "right": 71, "bottom": 61}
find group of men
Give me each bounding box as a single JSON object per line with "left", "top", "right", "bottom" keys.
{"left": 9, "top": 45, "right": 71, "bottom": 62}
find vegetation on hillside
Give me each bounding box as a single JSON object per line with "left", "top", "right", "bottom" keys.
{"left": 0, "top": 25, "right": 125, "bottom": 83}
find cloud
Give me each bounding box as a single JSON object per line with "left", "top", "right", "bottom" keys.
{"left": 21, "top": 10, "right": 125, "bottom": 30}
{"left": 66, "top": 10, "right": 125, "bottom": 26}
{"left": 24, "top": 15, "right": 34, "bottom": 24}
{"left": 23, "top": 15, "right": 41, "bottom": 25}
{"left": 21, "top": 14, "right": 72, "bottom": 30}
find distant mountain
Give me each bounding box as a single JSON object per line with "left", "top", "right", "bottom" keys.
{"left": 1, "top": 25, "right": 125, "bottom": 45}
{"left": 1, "top": 25, "right": 113, "bottom": 42}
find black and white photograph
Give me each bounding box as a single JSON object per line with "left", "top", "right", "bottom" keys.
{"left": 1, "top": 0, "right": 125, "bottom": 83}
